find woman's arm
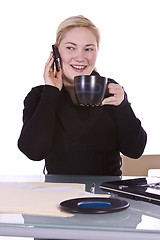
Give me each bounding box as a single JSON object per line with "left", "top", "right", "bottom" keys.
{"left": 18, "top": 85, "right": 61, "bottom": 160}
{"left": 18, "top": 52, "right": 63, "bottom": 160}
{"left": 112, "top": 95, "right": 147, "bottom": 158}
{"left": 102, "top": 79, "right": 147, "bottom": 158}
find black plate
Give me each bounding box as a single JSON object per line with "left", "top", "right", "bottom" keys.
{"left": 60, "top": 197, "right": 129, "bottom": 214}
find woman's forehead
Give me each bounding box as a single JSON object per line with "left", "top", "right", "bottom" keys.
{"left": 60, "top": 27, "right": 97, "bottom": 46}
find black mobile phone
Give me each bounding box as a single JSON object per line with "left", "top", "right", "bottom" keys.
{"left": 52, "top": 45, "right": 61, "bottom": 72}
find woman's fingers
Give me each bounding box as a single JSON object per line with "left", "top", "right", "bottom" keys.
{"left": 45, "top": 52, "right": 54, "bottom": 69}
{"left": 102, "top": 83, "right": 124, "bottom": 106}
{"left": 43, "top": 52, "right": 63, "bottom": 91}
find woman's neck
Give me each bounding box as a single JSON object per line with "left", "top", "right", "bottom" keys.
{"left": 63, "top": 76, "right": 78, "bottom": 105}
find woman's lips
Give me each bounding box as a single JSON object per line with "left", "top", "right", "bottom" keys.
{"left": 71, "top": 65, "right": 87, "bottom": 72}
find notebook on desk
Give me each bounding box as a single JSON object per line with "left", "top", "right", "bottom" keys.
{"left": 100, "top": 177, "right": 160, "bottom": 205}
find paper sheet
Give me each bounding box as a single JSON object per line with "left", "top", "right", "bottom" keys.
{"left": 0, "top": 182, "right": 109, "bottom": 217}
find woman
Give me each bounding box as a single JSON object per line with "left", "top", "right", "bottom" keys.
{"left": 18, "top": 15, "right": 147, "bottom": 176}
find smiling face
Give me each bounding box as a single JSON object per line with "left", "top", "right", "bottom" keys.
{"left": 58, "top": 27, "right": 98, "bottom": 85}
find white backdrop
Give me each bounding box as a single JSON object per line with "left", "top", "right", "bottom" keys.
{"left": 0, "top": 0, "right": 160, "bottom": 175}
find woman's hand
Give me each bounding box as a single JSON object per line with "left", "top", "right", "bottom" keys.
{"left": 43, "top": 52, "right": 63, "bottom": 91}
{"left": 102, "top": 83, "right": 124, "bottom": 106}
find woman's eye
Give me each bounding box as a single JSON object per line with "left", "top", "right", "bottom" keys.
{"left": 85, "top": 48, "right": 94, "bottom": 52}
{"left": 67, "top": 46, "right": 74, "bottom": 50}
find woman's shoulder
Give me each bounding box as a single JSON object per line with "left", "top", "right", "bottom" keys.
{"left": 30, "top": 85, "right": 45, "bottom": 94}
{"left": 24, "top": 85, "right": 61, "bottom": 105}
{"left": 24, "top": 85, "right": 44, "bottom": 101}
{"left": 26, "top": 84, "right": 59, "bottom": 97}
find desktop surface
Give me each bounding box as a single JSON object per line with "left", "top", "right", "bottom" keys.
{"left": 0, "top": 174, "right": 160, "bottom": 240}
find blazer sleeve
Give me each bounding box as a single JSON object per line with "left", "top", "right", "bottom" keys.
{"left": 112, "top": 93, "right": 147, "bottom": 158}
{"left": 18, "top": 85, "right": 61, "bottom": 160}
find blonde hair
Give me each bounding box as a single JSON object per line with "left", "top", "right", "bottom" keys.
{"left": 55, "top": 15, "right": 100, "bottom": 48}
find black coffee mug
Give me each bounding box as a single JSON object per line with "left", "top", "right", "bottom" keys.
{"left": 74, "top": 75, "right": 108, "bottom": 106}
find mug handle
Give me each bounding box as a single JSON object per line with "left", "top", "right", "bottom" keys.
{"left": 105, "top": 78, "right": 116, "bottom": 98}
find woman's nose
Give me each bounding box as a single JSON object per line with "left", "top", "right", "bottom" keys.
{"left": 74, "top": 50, "right": 85, "bottom": 62}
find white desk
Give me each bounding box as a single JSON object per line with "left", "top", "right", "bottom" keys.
{"left": 0, "top": 175, "right": 160, "bottom": 240}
